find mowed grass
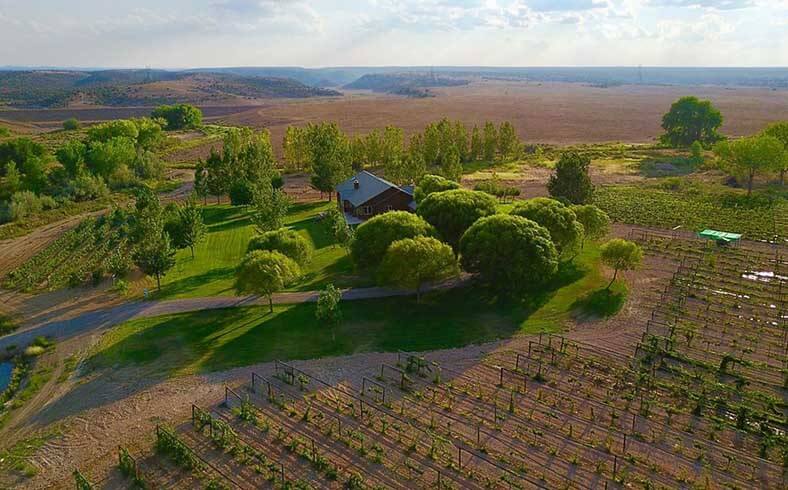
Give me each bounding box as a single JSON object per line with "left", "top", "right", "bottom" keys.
{"left": 153, "top": 201, "right": 367, "bottom": 299}
{"left": 90, "top": 243, "right": 613, "bottom": 375}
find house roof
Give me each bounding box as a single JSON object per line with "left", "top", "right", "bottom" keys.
{"left": 335, "top": 170, "right": 412, "bottom": 207}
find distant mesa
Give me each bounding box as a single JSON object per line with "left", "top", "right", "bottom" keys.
{"left": 344, "top": 73, "right": 470, "bottom": 97}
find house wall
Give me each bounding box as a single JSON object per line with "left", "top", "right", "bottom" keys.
{"left": 354, "top": 187, "right": 413, "bottom": 218}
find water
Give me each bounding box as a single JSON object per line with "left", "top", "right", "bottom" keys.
{"left": 0, "top": 362, "right": 13, "bottom": 393}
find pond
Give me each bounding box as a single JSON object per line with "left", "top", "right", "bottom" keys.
{"left": 0, "top": 361, "right": 13, "bottom": 393}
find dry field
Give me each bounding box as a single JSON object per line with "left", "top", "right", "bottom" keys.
{"left": 222, "top": 81, "right": 788, "bottom": 150}
{"left": 3, "top": 80, "right": 787, "bottom": 150}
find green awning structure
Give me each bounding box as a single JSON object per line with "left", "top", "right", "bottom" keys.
{"left": 698, "top": 229, "right": 742, "bottom": 243}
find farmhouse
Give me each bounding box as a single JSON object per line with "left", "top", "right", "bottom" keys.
{"left": 335, "top": 171, "right": 416, "bottom": 225}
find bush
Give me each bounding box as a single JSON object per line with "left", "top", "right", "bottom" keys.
{"left": 460, "top": 214, "right": 558, "bottom": 293}
{"left": 351, "top": 211, "right": 435, "bottom": 270}
{"left": 63, "top": 118, "right": 81, "bottom": 131}
{"left": 248, "top": 228, "right": 312, "bottom": 266}
{"left": 132, "top": 150, "right": 165, "bottom": 180}
{"left": 69, "top": 173, "right": 109, "bottom": 201}
{"left": 24, "top": 345, "right": 45, "bottom": 357}
{"left": 0, "top": 127, "right": 10, "bottom": 137}
{"left": 0, "top": 314, "right": 16, "bottom": 335}
{"left": 113, "top": 279, "right": 130, "bottom": 296}
{"left": 6, "top": 191, "right": 58, "bottom": 221}
{"left": 107, "top": 165, "right": 136, "bottom": 189}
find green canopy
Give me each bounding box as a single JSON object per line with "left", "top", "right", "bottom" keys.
{"left": 698, "top": 229, "right": 742, "bottom": 243}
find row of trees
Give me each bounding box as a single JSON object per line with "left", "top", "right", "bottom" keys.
{"left": 280, "top": 119, "right": 524, "bottom": 197}
{"left": 346, "top": 173, "right": 616, "bottom": 298}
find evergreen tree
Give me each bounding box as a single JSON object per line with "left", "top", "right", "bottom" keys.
{"left": 547, "top": 152, "right": 594, "bottom": 204}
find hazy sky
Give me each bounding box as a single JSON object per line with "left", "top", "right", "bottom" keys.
{"left": 1, "top": 0, "right": 786, "bottom": 68}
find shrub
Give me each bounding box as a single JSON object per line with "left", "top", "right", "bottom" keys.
{"left": 7, "top": 191, "right": 58, "bottom": 221}
{"left": 351, "top": 211, "right": 435, "bottom": 270}
{"left": 69, "top": 173, "right": 109, "bottom": 201}
{"left": 24, "top": 345, "right": 45, "bottom": 357}
{"left": 248, "top": 228, "right": 312, "bottom": 266}
{"left": 107, "top": 165, "right": 136, "bottom": 189}
{"left": 63, "top": 118, "right": 81, "bottom": 131}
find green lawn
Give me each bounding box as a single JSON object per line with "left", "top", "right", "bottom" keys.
{"left": 153, "top": 201, "right": 368, "bottom": 300}
{"left": 90, "top": 243, "right": 614, "bottom": 375}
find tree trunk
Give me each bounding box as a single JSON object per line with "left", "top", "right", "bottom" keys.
{"left": 781, "top": 168, "right": 785, "bottom": 187}
{"left": 268, "top": 295, "right": 273, "bottom": 313}
{"left": 606, "top": 268, "right": 619, "bottom": 290}
{"left": 191, "top": 246, "right": 195, "bottom": 260}
{"left": 156, "top": 274, "right": 162, "bottom": 291}
{"left": 747, "top": 171, "right": 754, "bottom": 196}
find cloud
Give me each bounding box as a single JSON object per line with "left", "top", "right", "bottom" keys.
{"left": 211, "top": 0, "right": 321, "bottom": 31}
{"left": 525, "top": 0, "right": 601, "bottom": 12}
{"left": 647, "top": 0, "right": 754, "bottom": 9}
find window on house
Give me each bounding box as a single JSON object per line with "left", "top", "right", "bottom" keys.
{"left": 385, "top": 205, "right": 394, "bottom": 211}
{"left": 362, "top": 206, "right": 373, "bottom": 215}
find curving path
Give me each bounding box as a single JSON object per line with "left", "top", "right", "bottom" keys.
{"left": 0, "top": 279, "right": 466, "bottom": 352}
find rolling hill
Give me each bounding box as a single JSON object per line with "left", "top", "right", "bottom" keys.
{"left": 0, "top": 70, "right": 342, "bottom": 108}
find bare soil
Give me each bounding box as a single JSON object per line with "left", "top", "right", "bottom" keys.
{"left": 222, "top": 81, "right": 788, "bottom": 153}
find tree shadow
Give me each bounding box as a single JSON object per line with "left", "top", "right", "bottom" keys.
{"left": 156, "top": 266, "right": 236, "bottom": 299}
{"left": 289, "top": 215, "right": 334, "bottom": 249}
{"left": 206, "top": 213, "right": 251, "bottom": 233}
{"left": 638, "top": 155, "right": 698, "bottom": 178}
{"left": 571, "top": 287, "right": 627, "bottom": 320}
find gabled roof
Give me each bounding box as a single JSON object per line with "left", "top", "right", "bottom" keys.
{"left": 335, "top": 170, "right": 412, "bottom": 207}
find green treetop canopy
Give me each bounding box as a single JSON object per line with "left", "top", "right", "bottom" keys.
{"left": 698, "top": 229, "right": 742, "bottom": 243}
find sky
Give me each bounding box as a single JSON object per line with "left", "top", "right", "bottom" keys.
{"left": 1, "top": 0, "right": 786, "bottom": 68}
